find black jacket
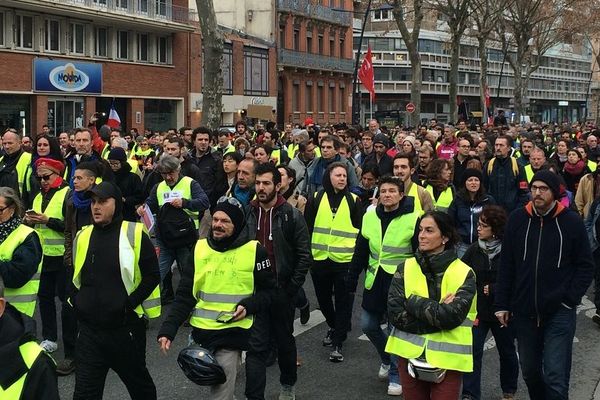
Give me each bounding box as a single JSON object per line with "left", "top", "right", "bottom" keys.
{"left": 190, "top": 148, "right": 226, "bottom": 207}
{"left": 448, "top": 193, "right": 496, "bottom": 244}
{"left": 158, "top": 228, "right": 276, "bottom": 351}
{"left": 113, "top": 163, "right": 144, "bottom": 222}
{"left": 347, "top": 198, "right": 419, "bottom": 314}
{"left": 0, "top": 311, "right": 59, "bottom": 400}
{"left": 483, "top": 156, "right": 530, "bottom": 212}
{"left": 71, "top": 211, "right": 160, "bottom": 328}
{"left": 495, "top": 201, "right": 594, "bottom": 319}
{"left": 461, "top": 242, "right": 501, "bottom": 322}
{"left": 245, "top": 196, "right": 312, "bottom": 297}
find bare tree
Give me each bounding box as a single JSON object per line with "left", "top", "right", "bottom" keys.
{"left": 390, "top": 0, "right": 425, "bottom": 127}
{"left": 429, "top": 0, "right": 472, "bottom": 123}
{"left": 469, "top": 0, "right": 504, "bottom": 123}
{"left": 197, "top": 0, "right": 223, "bottom": 130}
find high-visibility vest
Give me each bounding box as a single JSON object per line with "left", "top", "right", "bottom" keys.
{"left": 32, "top": 186, "right": 69, "bottom": 257}
{"left": 190, "top": 239, "right": 257, "bottom": 330}
{"left": 385, "top": 257, "right": 476, "bottom": 372}
{"left": 524, "top": 164, "right": 534, "bottom": 183}
{"left": 73, "top": 221, "right": 161, "bottom": 319}
{"left": 0, "top": 341, "right": 44, "bottom": 399}
{"left": 101, "top": 143, "right": 110, "bottom": 159}
{"left": 132, "top": 147, "right": 154, "bottom": 159}
{"left": 156, "top": 176, "right": 199, "bottom": 229}
{"left": 272, "top": 149, "right": 282, "bottom": 166}
{"left": 588, "top": 160, "right": 597, "bottom": 172}
{"left": 0, "top": 224, "right": 42, "bottom": 317}
{"left": 288, "top": 143, "right": 299, "bottom": 159}
{"left": 361, "top": 209, "right": 417, "bottom": 289}
{"left": 407, "top": 182, "right": 424, "bottom": 215}
{"left": 425, "top": 185, "right": 453, "bottom": 213}
{"left": 0, "top": 152, "right": 32, "bottom": 196}
{"left": 311, "top": 192, "right": 359, "bottom": 263}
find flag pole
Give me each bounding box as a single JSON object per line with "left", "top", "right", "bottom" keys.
{"left": 370, "top": 96, "right": 373, "bottom": 121}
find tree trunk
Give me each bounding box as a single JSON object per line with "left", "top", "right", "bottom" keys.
{"left": 478, "top": 37, "right": 488, "bottom": 123}
{"left": 196, "top": 0, "right": 223, "bottom": 130}
{"left": 409, "top": 48, "right": 422, "bottom": 127}
{"left": 448, "top": 35, "right": 460, "bottom": 123}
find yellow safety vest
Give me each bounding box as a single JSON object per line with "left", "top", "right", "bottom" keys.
{"left": 361, "top": 209, "right": 418, "bottom": 289}
{"left": 132, "top": 147, "right": 154, "bottom": 159}
{"left": 311, "top": 192, "right": 359, "bottom": 263}
{"left": 524, "top": 164, "right": 534, "bottom": 183}
{"left": 32, "top": 186, "right": 69, "bottom": 257}
{"left": 0, "top": 341, "right": 44, "bottom": 399}
{"left": 385, "top": 257, "right": 476, "bottom": 372}
{"left": 0, "top": 224, "right": 42, "bottom": 317}
{"left": 288, "top": 143, "right": 299, "bottom": 159}
{"left": 73, "top": 221, "right": 161, "bottom": 319}
{"left": 190, "top": 239, "right": 257, "bottom": 330}
{"left": 588, "top": 160, "right": 597, "bottom": 172}
{"left": 407, "top": 182, "right": 424, "bottom": 215}
{"left": 0, "top": 152, "right": 32, "bottom": 197}
{"left": 101, "top": 143, "right": 110, "bottom": 159}
{"left": 425, "top": 185, "right": 453, "bottom": 213}
{"left": 271, "top": 149, "right": 282, "bottom": 166}
{"left": 156, "top": 176, "right": 199, "bottom": 229}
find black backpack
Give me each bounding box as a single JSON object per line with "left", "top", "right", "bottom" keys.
{"left": 156, "top": 203, "right": 198, "bottom": 249}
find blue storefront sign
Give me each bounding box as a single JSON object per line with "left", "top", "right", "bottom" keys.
{"left": 33, "top": 59, "right": 102, "bottom": 94}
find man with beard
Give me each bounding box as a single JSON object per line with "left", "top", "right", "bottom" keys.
{"left": 244, "top": 163, "right": 311, "bottom": 400}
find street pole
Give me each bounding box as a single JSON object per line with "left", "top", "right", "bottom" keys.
{"left": 351, "top": 0, "right": 372, "bottom": 126}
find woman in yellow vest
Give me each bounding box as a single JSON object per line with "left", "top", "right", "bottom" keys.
{"left": 424, "top": 159, "right": 455, "bottom": 213}
{"left": 305, "top": 162, "right": 362, "bottom": 363}
{"left": 385, "top": 211, "right": 476, "bottom": 399}
{"left": 0, "top": 187, "right": 43, "bottom": 333}
{"left": 24, "top": 158, "right": 70, "bottom": 357}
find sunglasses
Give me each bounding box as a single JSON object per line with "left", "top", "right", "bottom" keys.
{"left": 36, "top": 174, "right": 55, "bottom": 181}
{"left": 217, "top": 196, "right": 243, "bottom": 211}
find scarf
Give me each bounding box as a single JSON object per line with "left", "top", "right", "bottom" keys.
{"left": 563, "top": 159, "right": 585, "bottom": 176}
{"left": 478, "top": 238, "right": 502, "bottom": 261}
{"left": 557, "top": 153, "right": 568, "bottom": 163}
{"left": 73, "top": 190, "right": 92, "bottom": 210}
{"left": 0, "top": 215, "right": 22, "bottom": 243}
{"left": 42, "top": 176, "right": 65, "bottom": 193}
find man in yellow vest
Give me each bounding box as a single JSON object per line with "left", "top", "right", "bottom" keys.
{"left": 0, "top": 276, "right": 60, "bottom": 400}
{"left": 392, "top": 153, "right": 433, "bottom": 214}
{"left": 525, "top": 147, "right": 547, "bottom": 183}
{"left": 24, "top": 158, "right": 73, "bottom": 361}
{"left": 71, "top": 181, "right": 160, "bottom": 399}
{"left": 347, "top": 176, "right": 420, "bottom": 396}
{"left": 0, "top": 129, "right": 33, "bottom": 204}
{"left": 158, "top": 196, "right": 276, "bottom": 399}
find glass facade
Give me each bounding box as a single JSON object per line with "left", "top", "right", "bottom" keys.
{"left": 144, "top": 99, "right": 177, "bottom": 132}
{"left": 0, "top": 95, "right": 30, "bottom": 136}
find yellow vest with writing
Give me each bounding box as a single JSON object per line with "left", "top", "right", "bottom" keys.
{"left": 425, "top": 185, "right": 453, "bottom": 213}
{"left": 32, "top": 186, "right": 69, "bottom": 257}
{"left": 73, "top": 221, "right": 161, "bottom": 318}
{"left": 385, "top": 257, "right": 476, "bottom": 372}
{"left": 0, "top": 224, "right": 42, "bottom": 317}
{"left": 0, "top": 341, "right": 44, "bottom": 399}
{"left": 361, "top": 209, "right": 417, "bottom": 289}
{"left": 190, "top": 239, "right": 257, "bottom": 330}
{"left": 156, "top": 176, "right": 199, "bottom": 229}
{"left": 311, "top": 192, "right": 359, "bottom": 263}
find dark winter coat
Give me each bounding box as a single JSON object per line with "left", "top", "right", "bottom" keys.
{"left": 461, "top": 242, "right": 501, "bottom": 322}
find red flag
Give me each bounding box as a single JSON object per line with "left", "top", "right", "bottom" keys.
{"left": 358, "top": 46, "right": 376, "bottom": 101}
{"left": 107, "top": 102, "right": 121, "bottom": 129}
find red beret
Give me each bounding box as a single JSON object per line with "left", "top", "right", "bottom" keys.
{"left": 35, "top": 157, "right": 65, "bottom": 175}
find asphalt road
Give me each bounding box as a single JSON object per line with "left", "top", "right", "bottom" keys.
{"left": 51, "top": 274, "right": 600, "bottom": 400}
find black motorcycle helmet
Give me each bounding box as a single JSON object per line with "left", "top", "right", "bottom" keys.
{"left": 177, "top": 345, "right": 227, "bottom": 386}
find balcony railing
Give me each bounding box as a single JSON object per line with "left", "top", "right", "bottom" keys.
{"left": 278, "top": 48, "right": 355, "bottom": 74}
{"left": 277, "top": 0, "right": 352, "bottom": 26}
{"left": 48, "top": 0, "right": 197, "bottom": 24}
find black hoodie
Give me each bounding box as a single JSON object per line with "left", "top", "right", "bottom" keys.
{"left": 112, "top": 161, "right": 143, "bottom": 222}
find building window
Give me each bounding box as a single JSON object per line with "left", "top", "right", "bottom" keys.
{"left": 156, "top": 36, "right": 169, "bottom": 64}
{"left": 279, "top": 26, "right": 285, "bottom": 49}
{"left": 317, "top": 85, "right": 323, "bottom": 112}
{"left": 306, "top": 32, "right": 312, "bottom": 53}
{"left": 138, "top": 0, "right": 148, "bottom": 13}
{"left": 372, "top": 9, "right": 392, "bottom": 21}
{"left": 70, "top": 23, "right": 85, "bottom": 55}
{"left": 318, "top": 34, "right": 324, "bottom": 55}
{"left": 244, "top": 47, "right": 269, "bottom": 96}
{"left": 222, "top": 44, "right": 233, "bottom": 95}
{"left": 292, "top": 83, "right": 299, "bottom": 112}
{"left": 338, "top": 87, "right": 344, "bottom": 113}
{"left": 329, "top": 37, "right": 335, "bottom": 56}
{"left": 16, "top": 15, "right": 33, "bottom": 49}
{"left": 95, "top": 27, "right": 107, "bottom": 57}
{"left": 138, "top": 34, "right": 148, "bottom": 61}
{"left": 156, "top": 0, "right": 168, "bottom": 17}
{"left": 117, "top": 31, "right": 129, "bottom": 59}
{"left": 293, "top": 29, "right": 300, "bottom": 51}
{"left": 329, "top": 85, "right": 336, "bottom": 112}
{"left": 93, "top": 0, "right": 107, "bottom": 5}
{"left": 305, "top": 83, "right": 313, "bottom": 112}
{"left": 0, "top": 12, "right": 4, "bottom": 46}
{"left": 116, "top": 0, "right": 128, "bottom": 9}
{"left": 339, "top": 36, "right": 345, "bottom": 58}
{"left": 45, "top": 19, "right": 60, "bottom": 52}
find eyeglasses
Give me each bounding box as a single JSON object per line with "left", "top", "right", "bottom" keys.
{"left": 36, "top": 174, "right": 55, "bottom": 181}
{"left": 531, "top": 185, "right": 550, "bottom": 194}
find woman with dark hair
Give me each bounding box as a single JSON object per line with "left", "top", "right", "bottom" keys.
{"left": 549, "top": 139, "right": 570, "bottom": 171}
{"left": 305, "top": 161, "right": 363, "bottom": 363}
{"left": 562, "top": 148, "right": 590, "bottom": 193}
{"left": 461, "top": 205, "right": 519, "bottom": 400}
{"left": 253, "top": 144, "right": 273, "bottom": 165}
{"left": 448, "top": 169, "right": 495, "bottom": 257}
{"left": 351, "top": 163, "right": 380, "bottom": 211}
{"left": 424, "top": 159, "right": 455, "bottom": 213}
{"left": 234, "top": 137, "right": 251, "bottom": 157}
{"left": 278, "top": 165, "right": 307, "bottom": 214}
{"left": 28, "top": 135, "right": 64, "bottom": 205}
{"left": 386, "top": 211, "right": 477, "bottom": 399}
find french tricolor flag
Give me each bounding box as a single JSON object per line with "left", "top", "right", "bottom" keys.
{"left": 107, "top": 102, "right": 121, "bottom": 129}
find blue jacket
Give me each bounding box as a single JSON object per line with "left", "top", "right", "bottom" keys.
{"left": 448, "top": 193, "right": 495, "bottom": 245}
{"left": 495, "top": 201, "right": 594, "bottom": 320}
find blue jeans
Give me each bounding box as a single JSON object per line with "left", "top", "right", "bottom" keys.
{"left": 462, "top": 319, "right": 519, "bottom": 399}
{"left": 360, "top": 309, "right": 399, "bottom": 385}
{"left": 513, "top": 306, "right": 576, "bottom": 400}
{"left": 157, "top": 239, "right": 192, "bottom": 281}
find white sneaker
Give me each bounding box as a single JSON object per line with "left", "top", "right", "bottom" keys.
{"left": 40, "top": 340, "right": 58, "bottom": 353}
{"left": 387, "top": 383, "right": 403, "bottom": 396}
{"left": 378, "top": 363, "right": 391, "bottom": 380}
